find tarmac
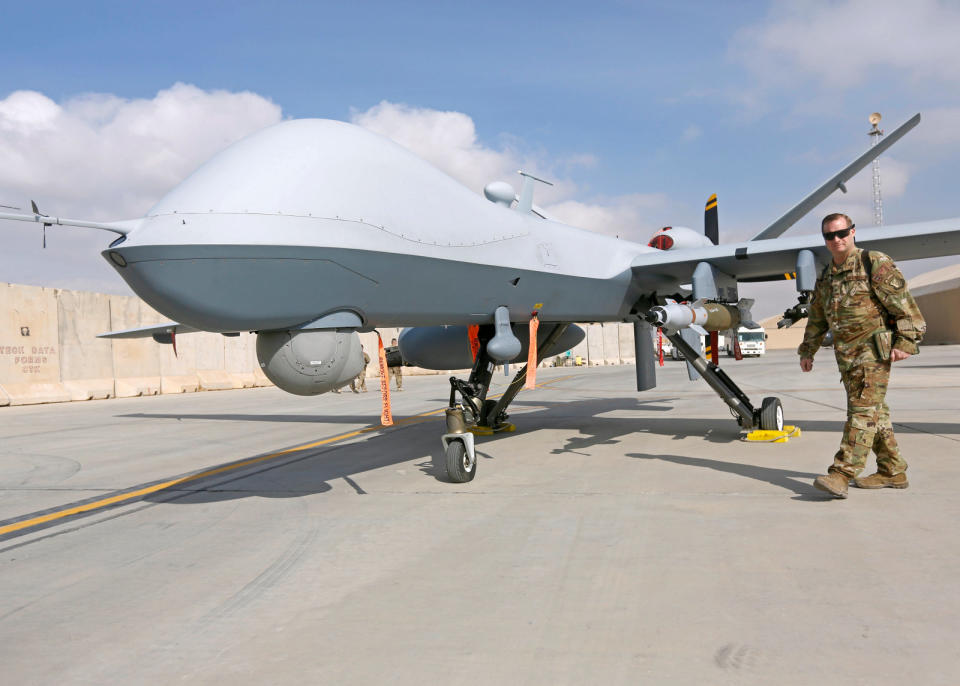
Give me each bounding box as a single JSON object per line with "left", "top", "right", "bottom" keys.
{"left": 1, "top": 347, "right": 958, "bottom": 685}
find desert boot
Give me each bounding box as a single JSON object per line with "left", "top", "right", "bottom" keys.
{"left": 814, "top": 472, "right": 849, "bottom": 498}
{"left": 854, "top": 472, "right": 909, "bottom": 489}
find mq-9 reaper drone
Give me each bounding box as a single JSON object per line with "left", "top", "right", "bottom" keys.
{"left": 4, "top": 112, "right": 959, "bottom": 483}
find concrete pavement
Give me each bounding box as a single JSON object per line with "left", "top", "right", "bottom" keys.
{"left": 1, "top": 348, "right": 959, "bottom": 684}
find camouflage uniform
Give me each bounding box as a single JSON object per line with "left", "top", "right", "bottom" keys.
{"left": 350, "top": 352, "right": 370, "bottom": 392}
{"left": 798, "top": 249, "right": 925, "bottom": 478}
{"left": 389, "top": 363, "right": 403, "bottom": 390}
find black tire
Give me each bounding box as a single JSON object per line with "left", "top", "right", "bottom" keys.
{"left": 759, "top": 397, "right": 784, "bottom": 431}
{"left": 445, "top": 439, "right": 476, "bottom": 483}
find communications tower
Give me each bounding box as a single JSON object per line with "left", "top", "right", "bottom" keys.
{"left": 869, "top": 112, "right": 884, "bottom": 225}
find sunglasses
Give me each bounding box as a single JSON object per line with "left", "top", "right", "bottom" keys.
{"left": 822, "top": 225, "right": 854, "bottom": 241}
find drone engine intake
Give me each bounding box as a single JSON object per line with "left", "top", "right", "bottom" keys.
{"left": 256, "top": 330, "right": 364, "bottom": 395}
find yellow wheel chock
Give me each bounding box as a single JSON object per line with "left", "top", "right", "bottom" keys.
{"left": 468, "top": 422, "right": 516, "bottom": 436}
{"left": 744, "top": 425, "right": 802, "bottom": 443}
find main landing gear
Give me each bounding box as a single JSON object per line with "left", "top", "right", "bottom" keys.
{"left": 440, "top": 321, "right": 569, "bottom": 483}
{"left": 665, "top": 331, "right": 783, "bottom": 432}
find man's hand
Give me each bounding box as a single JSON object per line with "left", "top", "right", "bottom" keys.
{"left": 800, "top": 357, "right": 813, "bottom": 372}
{"left": 890, "top": 348, "right": 912, "bottom": 362}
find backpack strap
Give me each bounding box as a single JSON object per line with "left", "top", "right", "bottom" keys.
{"left": 860, "top": 249, "right": 895, "bottom": 329}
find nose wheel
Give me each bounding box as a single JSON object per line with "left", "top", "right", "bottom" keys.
{"left": 444, "top": 439, "right": 476, "bottom": 483}
{"left": 440, "top": 321, "right": 569, "bottom": 483}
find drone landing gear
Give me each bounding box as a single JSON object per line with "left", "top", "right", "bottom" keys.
{"left": 440, "top": 322, "right": 569, "bottom": 483}
{"left": 665, "top": 331, "right": 783, "bottom": 432}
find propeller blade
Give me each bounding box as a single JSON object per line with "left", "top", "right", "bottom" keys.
{"left": 634, "top": 320, "right": 657, "bottom": 391}
{"left": 704, "top": 193, "right": 719, "bottom": 245}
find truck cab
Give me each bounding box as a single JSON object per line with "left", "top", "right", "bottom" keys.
{"left": 727, "top": 326, "right": 766, "bottom": 357}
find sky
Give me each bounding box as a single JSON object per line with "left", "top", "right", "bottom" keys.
{"left": 1, "top": 0, "right": 959, "bottom": 317}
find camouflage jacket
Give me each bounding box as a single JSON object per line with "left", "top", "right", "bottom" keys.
{"left": 798, "top": 248, "right": 926, "bottom": 360}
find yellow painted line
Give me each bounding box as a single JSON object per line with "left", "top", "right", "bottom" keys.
{"left": 0, "top": 373, "right": 577, "bottom": 538}
{"left": 705, "top": 200, "right": 718, "bottom": 211}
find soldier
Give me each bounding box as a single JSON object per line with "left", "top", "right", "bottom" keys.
{"left": 799, "top": 213, "right": 926, "bottom": 498}
{"left": 350, "top": 347, "right": 370, "bottom": 393}
{"left": 388, "top": 338, "right": 403, "bottom": 390}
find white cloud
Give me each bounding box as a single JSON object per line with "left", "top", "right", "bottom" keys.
{"left": 0, "top": 84, "right": 282, "bottom": 292}
{"left": 732, "top": 0, "right": 960, "bottom": 89}
{"left": 817, "top": 156, "right": 910, "bottom": 228}
{"left": 0, "top": 83, "right": 282, "bottom": 220}
{"left": 681, "top": 125, "right": 702, "bottom": 142}
{"left": 546, "top": 194, "right": 668, "bottom": 240}
{"left": 1, "top": 93, "right": 672, "bottom": 293}
{"left": 350, "top": 100, "right": 667, "bottom": 240}
{"left": 351, "top": 101, "right": 517, "bottom": 196}
{"left": 907, "top": 107, "right": 960, "bottom": 159}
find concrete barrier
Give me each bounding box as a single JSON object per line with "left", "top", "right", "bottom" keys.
{"left": 585, "top": 323, "right": 604, "bottom": 365}
{"left": 115, "top": 377, "right": 161, "bottom": 397}
{"left": 109, "top": 294, "right": 161, "bottom": 397}
{"left": 0, "top": 283, "right": 70, "bottom": 405}
{"left": 161, "top": 375, "right": 201, "bottom": 394}
{"left": 617, "top": 323, "right": 636, "bottom": 363}
{"left": 6, "top": 269, "right": 956, "bottom": 407}
{"left": 58, "top": 289, "right": 115, "bottom": 400}
{"left": 601, "top": 323, "right": 621, "bottom": 365}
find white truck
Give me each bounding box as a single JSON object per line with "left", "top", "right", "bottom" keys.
{"left": 727, "top": 326, "right": 767, "bottom": 357}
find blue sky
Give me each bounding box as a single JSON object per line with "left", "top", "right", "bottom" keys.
{"left": 2, "top": 0, "right": 959, "bottom": 313}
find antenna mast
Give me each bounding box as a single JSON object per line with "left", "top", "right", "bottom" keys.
{"left": 868, "top": 112, "right": 884, "bottom": 225}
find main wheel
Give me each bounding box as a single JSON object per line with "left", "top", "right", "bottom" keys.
{"left": 758, "top": 397, "right": 784, "bottom": 431}
{"left": 445, "top": 439, "right": 476, "bottom": 483}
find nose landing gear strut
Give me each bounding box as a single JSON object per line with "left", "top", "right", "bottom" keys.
{"left": 441, "top": 322, "right": 569, "bottom": 482}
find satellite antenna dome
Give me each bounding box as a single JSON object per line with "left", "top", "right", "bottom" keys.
{"left": 869, "top": 112, "right": 882, "bottom": 126}
{"left": 483, "top": 181, "right": 516, "bottom": 207}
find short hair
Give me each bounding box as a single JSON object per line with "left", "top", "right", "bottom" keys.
{"left": 822, "top": 213, "right": 853, "bottom": 230}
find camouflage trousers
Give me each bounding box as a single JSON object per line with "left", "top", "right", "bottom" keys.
{"left": 389, "top": 366, "right": 403, "bottom": 389}
{"left": 829, "top": 357, "right": 907, "bottom": 478}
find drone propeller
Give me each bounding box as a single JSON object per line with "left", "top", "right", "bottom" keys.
{"left": 704, "top": 193, "right": 719, "bottom": 246}
{"left": 704, "top": 194, "right": 721, "bottom": 365}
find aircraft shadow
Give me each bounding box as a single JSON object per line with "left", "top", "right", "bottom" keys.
{"left": 120, "top": 412, "right": 390, "bottom": 424}
{"left": 626, "top": 453, "right": 827, "bottom": 500}
{"left": 136, "top": 393, "right": 955, "bottom": 506}
{"left": 144, "top": 419, "right": 446, "bottom": 506}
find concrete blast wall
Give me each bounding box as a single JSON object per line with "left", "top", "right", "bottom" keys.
{"left": 0, "top": 282, "right": 278, "bottom": 406}
{"left": 14, "top": 270, "right": 953, "bottom": 407}
{"left": 0, "top": 282, "right": 651, "bottom": 407}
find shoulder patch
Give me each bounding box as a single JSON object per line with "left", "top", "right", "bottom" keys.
{"left": 874, "top": 261, "right": 906, "bottom": 292}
